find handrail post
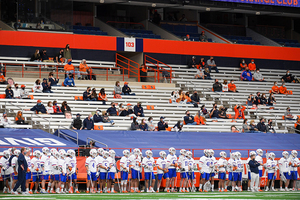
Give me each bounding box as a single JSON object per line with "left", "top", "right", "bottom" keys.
{"left": 128, "top": 60, "right": 130, "bottom": 78}
{"left": 106, "top": 68, "right": 108, "bottom": 81}
{"left": 56, "top": 65, "right": 59, "bottom": 79}
{"left": 22, "top": 64, "right": 24, "bottom": 78}
{"left": 39, "top": 64, "right": 41, "bottom": 78}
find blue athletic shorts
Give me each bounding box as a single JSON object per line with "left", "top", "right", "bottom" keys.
{"left": 218, "top": 172, "right": 226, "bottom": 180}
{"left": 210, "top": 173, "right": 215, "bottom": 177}
{"left": 228, "top": 172, "right": 233, "bottom": 181}
{"left": 100, "top": 172, "right": 107, "bottom": 180}
{"left": 188, "top": 172, "right": 195, "bottom": 180}
{"left": 68, "top": 173, "right": 77, "bottom": 180}
{"left": 32, "top": 172, "right": 40, "bottom": 182}
{"left": 41, "top": 174, "right": 49, "bottom": 181}
{"left": 157, "top": 173, "right": 169, "bottom": 180}
{"left": 13, "top": 173, "right": 18, "bottom": 180}
{"left": 291, "top": 171, "right": 298, "bottom": 180}
{"left": 2, "top": 174, "right": 10, "bottom": 181}
{"left": 145, "top": 172, "right": 155, "bottom": 180}
{"left": 121, "top": 171, "right": 128, "bottom": 180}
{"left": 87, "top": 172, "right": 97, "bottom": 181}
{"left": 26, "top": 172, "right": 31, "bottom": 180}
{"left": 233, "top": 172, "right": 242, "bottom": 182}
{"left": 268, "top": 173, "right": 276, "bottom": 180}
{"left": 280, "top": 172, "right": 291, "bottom": 180}
{"left": 53, "top": 174, "right": 60, "bottom": 181}
{"left": 131, "top": 169, "right": 140, "bottom": 179}
{"left": 180, "top": 172, "right": 187, "bottom": 179}
{"left": 108, "top": 172, "right": 115, "bottom": 180}
{"left": 60, "top": 174, "right": 66, "bottom": 182}
{"left": 259, "top": 170, "right": 263, "bottom": 177}
{"left": 168, "top": 168, "right": 177, "bottom": 178}
{"left": 248, "top": 172, "right": 251, "bottom": 180}
{"left": 201, "top": 172, "right": 210, "bottom": 180}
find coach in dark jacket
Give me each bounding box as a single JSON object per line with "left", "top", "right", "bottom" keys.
{"left": 83, "top": 114, "right": 94, "bottom": 130}
{"left": 248, "top": 154, "right": 260, "bottom": 192}
{"left": 134, "top": 102, "right": 144, "bottom": 117}
{"left": 12, "top": 147, "right": 27, "bottom": 194}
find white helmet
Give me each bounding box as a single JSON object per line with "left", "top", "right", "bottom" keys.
{"left": 90, "top": 149, "right": 97, "bottom": 157}
{"left": 42, "top": 147, "right": 49, "bottom": 154}
{"left": 103, "top": 151, "right": 109, "bottom": 158}
{"left": 159, "top": 151, "right": 166, "bottom": 158}
{"left": 97, "top": 148, "right": 104, "bottom": 156}
{"left": 220, "top": 151, "right": 227, "bottom": 158}
{"left": 123, "top": 150, "right": 130, "bottom": 157}
{"left": 169, "top": 147, "right": 176, "bottom": 154}
{"left": 250, "top": 151, "right": 256, "bottom": 156}
{"left": 180, "top": 149, "right": 186, "bottom": 156}
{"left": 236, "top": 151, "right": 241, "bottom": 159}
{"left": 186, "top": 151, "right": 192, "bottom": 158}
{"left": 291, "top": 150, "right": 298, "bottom": 158}
{"left": 256, "top": 149, "right": 263, "bottom": 156}
{"left": 233, "top": 152, "right": 238, "bottom": 159}
{"left": 50, "top": 148, "right": 57, "bottom": 155}
{"left": 67, "top": 149, "right": 73, "bottom": 156}
{"left": 3, "top": 150, "right": 10, "bottom": 158}
{"left": 59, "top": 149, "right": 66, "bottom": 157}
{"left": 282, "top": 151, "right": 289, "bottom": 159}
{"left": 109, "top": 150, "right": 116, "bottom": 158}
{"left": 146, "top": 150, "right": 153, "bottom": 158}
{"left": 209, "top": 149, "right": 214, "bottom": 156}
{"left": 204, "top": 149, "right": 208, "bottom": 156}
{"left": 14, "top": 149, "right": 21, "bottom": 156}
{"left": 25, "top": 147, "right": 31, "bottom": 153}
{"left": 269, "top": 152, "right": 275, "bottom": 159}
{"left": 133, "top": 148, "right": 140, "bottom": 155}
{"left": 33, "top": 150, "right": 41, "bottom": 157}
{"left": 70, "top": 150, "right": 76, "bottom": 157}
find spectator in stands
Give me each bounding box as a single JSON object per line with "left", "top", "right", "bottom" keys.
{"left": 20, "top": 85, "right": 30, "bottom": 99}
{"left": 64, "top": 44, "right": 72, "bottom": 60}
{"left": 207, "top": 56, "right": 219, "bottom": 73}
{"left": 90, "top": 88, "right": 97, "bottom": 100}
{"left": 198, "top": 58, "right": 206, "bottom": 69}
{"left": 201, "top": 105, "right": 209, "bottom": 118}
{"left": 1, "top": 113, "right": 12, "bottom": 128}
{"left": 260, "top": 93, "right": 267, "bottom": 105}
{"left": 242, "top": 119, "right": 250, "bottom": 133}
{"left": 173, "top": 120, "right": 183, "bottom": 132}
{"left": 178, "top": 91, "right": 187, "bottom": 104}
{"left": 183, "top": 34, "right": 191, "bottom": 41}
{"left": 249, "top": 120, "right": 259, "bottom": 132}
{"left": 254, "top": 92, "right": 261, "bottom": 106}
{"left": 40, "top": 49, "right": 48, "bottom": 61}
{"left": 281, "top": 70, "right": 294, "bottom": 83}
{"left": 71, "top": 113, "right": 82, "bottom": 130}
{"left": 152, "top": 10, "right": 161, "bottom": 25}
{"left": 33, "top": 79, "right": 43, "bottom": 93}
{"left": 79, "top": 59, "right": 88, "bottom": 80}
{"left": 234, "top": 104, "right": 246, "bottom": 120}
{"left": 199, "top": 31, "right": 208, "bottom": 42}
{"left": 127, "top": 104, "right": 136, "bottom": 118}
{"left": 268, "top": 93, "right": 276, "bottom": 106}
{"left": 185, "top": 92, "right": 193, "bottom": 105}
{"left": 210, "top": 103, "right": 219, "bottom": 119}
{"left": 93, "top": 110, "right": 103, "bottom": 123}
{"left": 83, "top": 114, "right": 94, "bottom": 130}
{"left": 218, "top": 106, "right": 228, "bottom": 119}
{"left": 191, "top": 91, "right": 200, "bottom": 105}
{"left": 107, "top": 102, "right": 117, "bottom": 116}
{"left": 171, "top": 91, "right": 179, "bottom": 104}
{"left": 231, "top": 125, "right": 239, "bottom": 133}
{"left": 134, "top": 102, "right": 144, "bottom": 117}
{"left": 279, "top": 82, "right": 288, "bottom": 95}
{"left": 195, "top": 66, "right": 204, "bottom": 79}
{"left": 64, "top": 73, "right": 75, "bottom": 87}
{"left": 204, "top": 67, "right": 212, "bottom": 80}
{"left": 167, "top": 13, "right": 176, "bottom": 21}
{"left": 158, "top": 116, "right": 168, "bottom": 131}
{"left": 296, "top": 118, "right": 300, "bottom": 134}
{"left": 83, "top": 87, "right": 92, "bottom": 101}
{"left": 222, "top": 80, "right": 228, "bottom": 92}
{"left": 179, "top": 14, "right": 188, "bottom": 22}
{"left": 228, "top": 80, "right": 238, "bottom": 92}
{"left": 102, "top": 112, "right": 115, "bottom": 125}
{"left": 46, "top": 101, "right": 54, "bottom": 114}
{"left": 114, "top": 81, "right": 122, "bottom": 98}
{"left": 12, "top": 83, "right": 20, "bottom": 99}
{"left": 52, "top": 100, "right": 62, "bottom": 114}
{"left": 118, "top": 104, "right": 126, "bottom": 116}
{"left": 271, "top": 81, "right": 279, "bottom": 94}
{"left": 213, "top": 79, "right": 222, "bottom": 92}
{"left": 139, "top": 119, "right": 148, "bottom": 131}
{"left": 195, "top": 111, "right": 206, "bottom": 125}
{"left": 25, "top": 100, "right": 47, "bottom": 114}
{"left": 253, "top": 69, "right": 265, "bottom": 82}
{"left": 61, "top": 101, "right": 71, "bottom": 114}
{"left": 0, "top": 73, "right": 7, "bottom": 84}
{"left": 30, "top": 50, "right": 41, "bottom": 62}
{"left": 14, "top": 19, "right": 21, "bottom": 29}
{"left": 55, "top": 49, "right": 65, "bottom": 64}
{"left": 131, "top": 117, "right": 141, "bottom": 131}
{"left": 42, "top": 78, "right": 53, "bottom": 93}
{"left": 266, "top": 119, "right": 275, "bottom": 133}
{"left": 257, "top": 118, "right": 267, "bottom": 133}
{"left": 285, "top": 107, "right": 295, "bottom": 120}
{"left": 48, "top": 73, "right": 59, "bottom": 86}
{"left": 184, "top": 111, "right": 197, "bottom": 125}
{"left": 247, "top": 94, "right": 254, "bottom": 106}
{"left": 147, "top": 117, "right": 155, "bottom": 131}
{"left": 188, "top": 56, "right": 197, "bottom": 69}
{"left": 64, "top": 59, "right": 75, "bottom": 76}
{"left": 122, "top": 82, "right": 135, "bottom": 95}
{"left": 240, "top": 67, "right": 252, "bottom": 81}
{"left": 5, "top": 84, "right": 13, "bottom": 99}
{"left": 15, "top": 111, "right": 27, "bottom": 125}
{"left": 65, "top": 111, "right": 72, "bottom": 119}
{"left": 140, "top": 64, "right": 148, "bottom": 82}
{"left": 36, "top": 22, "right": 42, "bottom": 29}
{"left": 239, "top": 59, "right": 247, "bottom": 70}
{"left": 248, "top": 59, "right": 256, "bottom": 71}
{"left": 98, "top": 88, "right": 108, "bottom": 105}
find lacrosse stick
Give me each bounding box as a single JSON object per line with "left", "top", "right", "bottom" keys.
{"left": 185, "top": 170, "right": 192, "bottom": 192}
{"left": 149, "top": 167, "right": 153, "bottom": 192}
{"left": 69, "top": 172, "right": 73, "bottom": 193}
{"left": 89, "top": 172, "right": 95, "bottom": 193}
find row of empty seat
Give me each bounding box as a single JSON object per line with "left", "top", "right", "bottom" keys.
{"left": 72, "top": 25, "right": 108, "bottom": 36}
{"left": 118, "top": 28, "right": 161, "bottom": 39}
{"left": 222, "top": 35, "right": 260, "bottom": 45}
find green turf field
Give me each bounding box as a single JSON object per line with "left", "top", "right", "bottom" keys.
{"left": 0, "top": 192, "right": 299, "bottom": 199}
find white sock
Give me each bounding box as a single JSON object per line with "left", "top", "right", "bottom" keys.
{"left": 212, "top": 184, "right": 214, "bottom": 189}
{"left": 111, "top": 187, "right": 114, "bottom": 192}
{"left": 200, "top": 184, "right": 203, "bottom": 189}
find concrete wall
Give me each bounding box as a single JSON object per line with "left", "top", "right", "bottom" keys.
{"left": 0, "top": 20, "right": 14, "bottom": 31}
{"left": 95, "top": 18, "right": 127, "bottom": 37}
{"left": 144, "top": 20, "right": 181, "bottom": 41}
{"left": 246, "top": 28, "right": 280, "bottom": 47}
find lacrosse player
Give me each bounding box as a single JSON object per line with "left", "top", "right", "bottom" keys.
{"left": 142, "top": 150, "right": 155, "bottom": 193}
{"left": 279, "top": 151, "right": 291, "bottom": 191}
{"left": 47, "top": 148, "right": 56, "bottom": 193}
{"left": 209, "top": 149, "right": 217, "bottom": 192}
{"left": 85, "top": 149, "right": 97, "bottom": 193}
{"left": 265, "top": 152, "right": 277, "bottom": 191}
{"left": 0, "top": 150, "right": 11, "bottom": 193}
{"left": 30, "top": 150, "right": 41, "bottom": 194}
{"left": 231, "top": 152, "right": 239, "bottom": 192}
{"left": 217, "top": 151, "right": 228, "bottom": 192}
{"left": 25, "top": 147, "right": 32, "bottom": 194}
{"left": 67, "top": 149, "right": 79, "bottom": 193}
{"left": 235, "top": 152, "right": 243, "bottom": 192}
{"left": 186, "top": 151, "right": 196, "bottom": 192}
{"left": 256, "top": 149, "right": 263, "bottom": 191}
{"left": 156, "top": 151, "right": 170, "bottom": 193}
{"left": 199, "top": 149, "right": 211, "bottom": 192}
{"left": 120, "top": 150, "right": 130, "bottom": 193}
{"left": 40, "top": 147, "right": 50, "bottom": 193}
{"left": 97, "top": 151, "right": 110, "bottom": 193}
{"left": 58, "top": 149, "right": 67, "bottom": 193}
{"left": 290, "top": 150, "right": 299, "bottom": 191}
{"left": 107, "top": 150, "right": 117, "bottom": 193}
{"left": 11, "top": 149, "right": 20, "bottom": 192}
{"left": 49, "top": 150, "right": 60, "bottom": 193}
{"left": 129, "top": 148, "right": 142, "bottom": 193}
{"left": 167, "top": 147, "right": 178, "bottom": 192}
{"left": 178, "top": 149, "right": 187, "bottom": 192}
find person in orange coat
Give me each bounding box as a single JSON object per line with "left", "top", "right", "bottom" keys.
{"left": 79, "top": 59, "right": 88, "bottom": 80}
{"left": 228, "top": 80, "right": 238, "bottom": 92}
{"left": 0, "top": 73, "right": 7, "bottom": 84}
{"left": 248, "top": 59, "right": 256, "bottom": 71}
{"left": 98, "top": 88, "right": 108, "bottom": 105}
{"left": 234, "top": 105, "right": 246, "bottom": 119}
{"left": 194, "top": 111, "right": 206, "bottom": 125}
{"left": 271, "top": 81, "right": 279, "bottom": 94}
{"left": 279, "top": 83, "right": 288, "bottom": 95}
{"left": 239, "top": 59, "right": 247, "bottom": 70}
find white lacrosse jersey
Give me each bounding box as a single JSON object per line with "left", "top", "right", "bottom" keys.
{"left": 0, "top": 157, "right": 10, "bottom": 175}
{"left": 51, "top": 157, "right": 60, "bottom": 175}
{"left": 68, "top": 157, "right": 77, "bottom": 174}
{"left": 142, "top": 157, "right": 155, "bottom": 172}
{"left": 231, "top": 159, "right": 238, "bottom": 172}
{"left": 99, "top": 157, "right": 110, "bottom": 172}
{"left": 290, "top": 157, "right": 299, "bottom": 172}
{"left": 58, "top": 157, "right": 66, "bottom": 174}
{"left": 278, "top": 157, "right": 289, "bottom": 172}
{"left": 178, "top": 156, "right": 189, "bottom": 171}
{"left": 256, "top": 155, "right": 263, "bottom": 170}
{"left": 246, "top": 157, "right": 251, "bottom": 172}
{"left": 227, "top": 158, "right": 233, "bottom": 172}
{"left": 107, "top": 157, "right": 116, "bottom": 173}
{"left": 166, "top": 154, "right": 177, "bottom": 169}
{"left": 31, "top": 157, "right": 40, "bottom": 173}
{"left": 11, "top": 156, "right": 18, "bottom": 172}
{"left": 188, "top": 157, "right": 196, "bottom": 172}
{"left": 40, "top": 154, "right": 51, "bottom": 171}
{"left": 266, "top": 159, "right": 277, "bottom": 173}
{"left": 25, "top": 155, "right": 31, "bottom": 172}
{"left": 129, "top": 154, "right": 141, "bottom": 171}
{"left": 217, "top": 158, "right": 227, "bottom": 173}
{"left": 120, "top": 156, "right": 130, "bottom": 171}
{"left": 236, "top": 158, "right": 243, "bottom": 172}
{"left": 199, "top": 156, "right": 211, "bottom": 173}
{"left": 156, "top": 157, "right": 167, "bottom": 174}
{"left": 85, "top": 156, "right": 97, "bottom": 173}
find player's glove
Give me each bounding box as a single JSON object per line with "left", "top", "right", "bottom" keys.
{"left": 87, "top": 171, "right": 91, "bottom": 176}
{"left": 200, "top": 170, "right": 204, "bottom": 174}
{"left": 288, "top": 171, "right": 291, "bottom": 176}
{"left": 96, "top": 172, "right": 99, "bottom": 177}
{"left": 189, "top": 172, "right": 192, "bottom": 176}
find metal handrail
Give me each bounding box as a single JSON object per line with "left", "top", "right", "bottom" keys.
{"left": 4, "top": 101, "right": 24, "bottom": 113}
{"left": 86, "top": 137, "right": 108, "bottom": 148}
{"left": 31, "top": 113, "right": 50, "bottom": 133}
{"left": 58, "top": 126, "right": 79, "bottom": 145}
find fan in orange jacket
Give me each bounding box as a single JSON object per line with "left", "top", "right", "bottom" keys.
{"left": 234, "top": 105, "right": 246, "bottom": 119}
{"left": 271, "top": 81, "right": 279, "bottom": 94}
{"left": 239, "top": 59, "right": 247, "bottom": 70}
{"left": 248, "top": 59, "right": 256, "bottom": 71}
{"left": 279, "top": 83, "right": 288, "bottom": 94}
{"left": 194, "top": 111, "right": 206, "bottom": 125}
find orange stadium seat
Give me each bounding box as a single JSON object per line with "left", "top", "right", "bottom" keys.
{"left": 0, "top": 94, "right": 6, "bottom": 99}
{"left": 147, "top": 105, "right": 154, "bottom": 110}
{"left": 74, "top": 96, "right": 83, "bottom": 101}
{"left": 94, "top": 125, "right": 103, "bottom": 130}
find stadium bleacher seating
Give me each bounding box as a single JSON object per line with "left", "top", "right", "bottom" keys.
{"left": 118, "top": 28, "right": 161, "bottom": 39}
{"left": 73, "top": 25, "right": 108, "bottom": 36}
{"left": 272, "top": 38, "right": 300, "bottom": 48}
{"left": 222, "top": 35, "right": 260, "bottom": 45}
